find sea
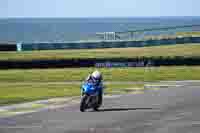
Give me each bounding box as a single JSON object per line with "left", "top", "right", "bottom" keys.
{"left": 0, "top": 17, "right": 200, "bottom": 43}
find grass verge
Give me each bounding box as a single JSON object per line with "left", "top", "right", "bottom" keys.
{"left": 0, "top": 44, "right": 200, "bottom": 61}
{"left": 1, "top": 66, "right": 200, "bottom": 105}
{"left": 0, "top": 83, "right": 143, "bottom": 106}
{"left": 0, "top": 66, "right": 200, "bottom": 82}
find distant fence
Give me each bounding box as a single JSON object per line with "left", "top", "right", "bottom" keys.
{"left": 1, "top": 36, "right": 200, "bottom": 51}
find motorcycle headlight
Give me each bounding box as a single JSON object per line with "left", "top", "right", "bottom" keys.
{"left": 91, "top": 87, "right": 95, "bottom": 90}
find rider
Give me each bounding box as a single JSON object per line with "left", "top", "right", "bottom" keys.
{"left": 85, "top": 70, "right": 103, "bottom": 105}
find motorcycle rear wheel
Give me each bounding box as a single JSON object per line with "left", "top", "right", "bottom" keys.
{"left": 93, "top": 106, "right": 99, "bottom": 111}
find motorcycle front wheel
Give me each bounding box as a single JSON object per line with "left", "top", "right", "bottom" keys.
{"left": 80, "top": 95, "right": 88, "bottom": 112}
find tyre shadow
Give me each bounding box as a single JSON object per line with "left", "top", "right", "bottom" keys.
{"left": 96, "top": 107, "right": 155, "bottom": 112}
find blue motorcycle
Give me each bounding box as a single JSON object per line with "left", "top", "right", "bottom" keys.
{"left": 80, "top": 81, "right": 103, "bottom": 112}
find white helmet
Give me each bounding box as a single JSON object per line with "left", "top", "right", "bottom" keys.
{"left": 91, "top": 70, "right": 102, "bottom": 80}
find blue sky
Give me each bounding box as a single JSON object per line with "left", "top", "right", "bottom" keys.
{"left": 1, "top": 0, "right": 199, "bottom": 18}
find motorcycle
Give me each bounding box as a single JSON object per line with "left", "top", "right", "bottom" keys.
{"left": 80, "top": 81, "right": 103, "bottom": 112}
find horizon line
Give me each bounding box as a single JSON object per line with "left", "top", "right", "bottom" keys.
{"left": 0, "top": 16, "right": 200, "bottom": 19}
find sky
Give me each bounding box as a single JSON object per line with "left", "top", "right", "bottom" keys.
{"left": 1, "top": 0, "right": 199, "bottom": 18}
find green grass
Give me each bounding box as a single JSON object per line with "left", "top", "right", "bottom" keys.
{"left": 1, "top": 66, "right": 200, "bottom": 105}
{"left": 0, "top": 83, "right": 143, "bottom": 106}
{"left": 0, "top": 83, "right": 80, "bottom": 105}
{"left": 176, "top": 31, "right": 200, "bottom": 36}
{"left": 1, "top": 67, "right": 200, "bottom": 83}
{"left": 0, "top": 44, "right": 200, "bottom": 61}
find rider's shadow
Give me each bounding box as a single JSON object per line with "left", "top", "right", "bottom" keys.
{"left": 90, "top": 107, "right": 155, "bottom": 112}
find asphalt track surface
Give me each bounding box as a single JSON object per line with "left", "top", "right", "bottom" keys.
{"left": 0, "top": 82, "right": 200, "bottom": 133}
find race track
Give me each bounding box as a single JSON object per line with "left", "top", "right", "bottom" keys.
{"left": 0, "top": 82, "right": 200, "bottom": 133}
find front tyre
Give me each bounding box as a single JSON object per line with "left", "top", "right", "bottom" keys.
{"left": 80, "top": 95, "right": 88, "bottom": 112}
